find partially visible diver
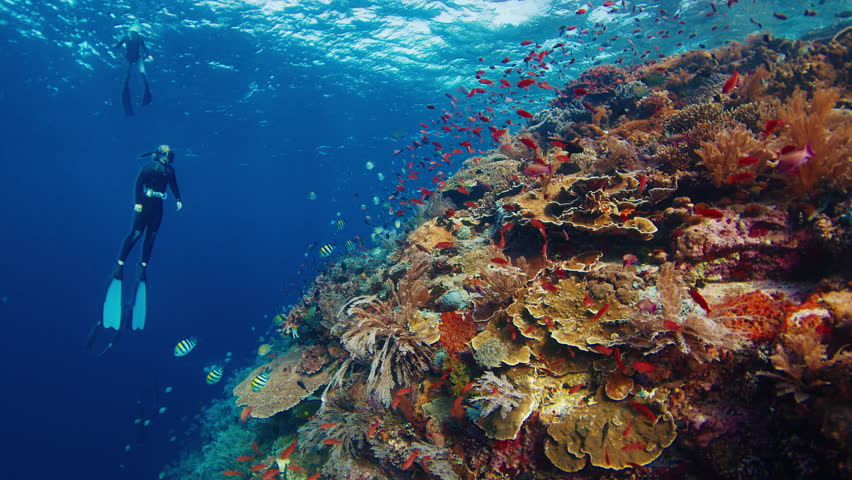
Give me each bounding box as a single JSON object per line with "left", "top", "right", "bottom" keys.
{"left": 113, "top": 27, "right": 154, "bottom": 116}
{"left": 87, "top": 145, "right": 183, "bottom": 355}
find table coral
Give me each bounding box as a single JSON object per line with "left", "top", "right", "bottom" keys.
{"left": 544, "top": 389, "right": 677, "bottom": 471}
{"left": 234, "top": 347, "right": 334, "bottom": 418}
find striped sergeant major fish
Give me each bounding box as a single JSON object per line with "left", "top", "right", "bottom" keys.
{"left": 319, "top": 243, "right": 335, "bottom": 258}
{"left": 174, "top": 337, "right": 198, "bottom": 357}
{"left": 205, "top": 366, "right": 223, "bottom": 385}
{"left": 251, "top": 369, "right": 270, "bottom": 392}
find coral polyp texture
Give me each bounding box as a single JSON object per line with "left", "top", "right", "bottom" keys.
{"left": 171, "top": 33, "right": 851, "bottom": 480}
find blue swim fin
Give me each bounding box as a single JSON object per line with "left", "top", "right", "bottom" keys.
{"left": 132, "top": 269, "right": 147, "bottom": 331}
{"left": 103, "top": 277, "right": 123, "bottom": 330}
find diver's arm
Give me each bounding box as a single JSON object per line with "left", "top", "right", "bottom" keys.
{"left": 169, "top": 167, "right": 182, "bottom": 210}
{"left": 134, "top": 166, "right": 147, "bottom": 210}
{"left": 112, "top": 36, "right": 126, "bottom": 50}
{"left": 140, "top": 39, "right": 152, "bottom": 60}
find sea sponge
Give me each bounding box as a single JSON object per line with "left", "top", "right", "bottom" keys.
{"left": 296, "top": 344, "right": 331, "bottom": 375}
{"left": 472, "top": 335, "right": 509, "bottom": 369}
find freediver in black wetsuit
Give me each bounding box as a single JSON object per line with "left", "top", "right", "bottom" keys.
{"left": 88, "top": 145, "right": 183, "bottom": 354}
{"left": 115, "top": 144, "right": 183, "bottom": 274}
{"left": 114, "top": 28, "right": 154, "bottom": 116}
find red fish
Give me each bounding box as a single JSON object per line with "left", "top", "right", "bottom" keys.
{"left": 391, "top": 396, "right": 403, "bottom": 408}
{"left": 737, "top": 156, "right": 760, "bottom": 166}
{"left": 252, "top": 442, "right": 262, "bottom": 455}
{"left": 773, "top": 12, "right": 788, "bottom": 20}
{"left": 520, "top": 40, "right": 533, "bottom": 46}
{"left": 318, "top": 422, "right": 336, "bottom": 429}
{"left": 695, "top": 207, "right": 724, "bottom": 219}
{"left": 762, "top": 119, "right": 786, "bottom": 136}
{"left": 262, "top": 469, "right": 280, "bottom": 480}
{"left": 478, "top": 78, "right": 493, "bottom": 85}
{"left": 516, "top": 108, "right": 534, "bottom": 118}
{"left": 434, "top": 241, "right": 454, "bottom": 249}
{"left": 395, "top": 386, "right": 413, "bottom": 396}
{"left": 240, "top": 406, "right": 253, "bottom": 423}
{"left": 629, "top": 400, "right": 657, "bottom": 422}
{"left": 573, "top": 87, "right": 588, "bottom": 98}
{"left": 722, "top": 71, "right": 739, "bottom": 93}
{"left": 569, "top": 384, "right": 584, "bottom": 394}
{"left": 614, "top": 348, "right": 626, "bottom": 370}
{"left": 603, "top": 0, "right": 615, "bottom": 5}
{"left": 583, "top": 295, "right": 595, "bottom": 307}
{"left": 541, "top": 281, "right": 557, "bottom": 293}
{"left": 402, "top": 449, "right": 420, "bottom": 470}
{"left": 622, "top": 442, "right": 645, "bottom": 452}
{"left": 519, "top": 138, "right": 539, "bottom": 150}
{"left": 516, "top": 78, "right": 536, "bottom": 89}
{"left": 632, "top": 361, "right": 654, "bottom": 374}
{"left": 464, "top": 201, "right": 477, "bottom": 208}
{"left": 222, "top": 471, "right": 244, "bottom": 477}
{"left": 594, "top": 345, "right": 614, "bottom": 356}
{"left": 461, "top": 381, "right": 476, "bottom": 395}
{"left": 322, "top": 438, "right": 342, "bottom": 445}
{"left": 576, "top": 8, "right": 587, "bottom": 14}
{"left": 457, "top": 186, "right": 470, "bottom": 195}
{"left": 663, "top": 319, "right": 683, "bottom": 332}
{"left": 251, "top": 464, "right": 268, "bottom": 472}
{"left": 445, "top": 209, "right": 455, "bottom": 217}
{"left": 591, "top": 303, "right": 610, "bottom": 320}
{"left": 622, "top": 421, "right": 633, "bottom": 437}
{"left": 279, "top": 440, "right": 298, "bottom": 460}
{"left": 688, "top": 288, "right": 711, "bottom": 313}
{"left": 235, "top": 456, "right": 255, "bottom": 462}
{"left": 523, "top": 163, "right": 551, "bottom": 177}
{"left": 491, "top": 257, "right": 509, "bottom": 265}
{"left": 306, "top": 474, "right": 321, "bottom": 480}
{"left": 726, "top": 172, "right": 756, "bottom": 184}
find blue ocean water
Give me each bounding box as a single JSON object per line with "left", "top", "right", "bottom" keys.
{"left": 0, "top": 1, "right": 844, "bottom": 478}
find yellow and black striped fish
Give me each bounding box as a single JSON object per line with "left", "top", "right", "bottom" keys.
{"left": 251, "top": 370, "right": 270, "bottom": 392}
{"left": 335, "top": 219, "right": 346, "bottom": 230}
{"left": 205, "top": 366, "right": 223, "bottom": 385}
{"left": 174, "top": 337, "right": 198, "bottom": 357}
{"left": 319, "top": 243, "right": 335, "bottom": 258}
{"left": 345, "top": 240, "right": 356, "bottom": 251}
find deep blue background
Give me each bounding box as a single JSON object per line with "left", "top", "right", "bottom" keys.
{"left": 0, "top": 22, "right": 424, "bottom": 480}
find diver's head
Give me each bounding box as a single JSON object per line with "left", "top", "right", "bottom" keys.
{"left": 154, "top": 144, "right": 174, "bottom": 164}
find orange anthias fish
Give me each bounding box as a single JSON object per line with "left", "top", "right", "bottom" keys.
{"left": 322, "top": 438, "right": 343, "bottom": 445}
{"left": 722, "top": 70, "right": 739, "bottom": 93}
{"left": 402, "top": 449, "right": 421, "bottom": 470}
{"left": 239, "top": 406, "right": 253, "bottom": 423}
{"left": 516, "top": 108, "right": 534, "bottom": 118}
{"left": 235, "top": 456, "right": 255, "bottom": 462}
{"left": 279, "top": 440, "right": 298, "bottom": 460}
{"left": 222, "top": 471, "right": 244, "bottom": 477}
{"left": 318, "top": 422, "right": 336, "bottom": 429}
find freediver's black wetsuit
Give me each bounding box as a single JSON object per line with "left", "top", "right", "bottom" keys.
{"left": 118, "top": 160, "right": 181, "bottom": 265}
{"left": 115, "top": 33, "right": 149, "bottom": 63}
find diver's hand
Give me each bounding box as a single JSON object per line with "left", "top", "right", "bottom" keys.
{"left": 146, "top": 55, "right": 154, "bottom": 62}
{"left": 134, "top": 204, "right": 143, "bottom": 213}
{"left": 176, "top": 201, "right": 183, "bottom": 211}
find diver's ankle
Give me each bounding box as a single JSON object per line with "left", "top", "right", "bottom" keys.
{"left": 117, "top": 260, "right": 124, "bottom": 266}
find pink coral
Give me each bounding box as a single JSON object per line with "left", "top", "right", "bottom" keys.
{"left": 674, "top": 207, "right": 815, "bottom": 280}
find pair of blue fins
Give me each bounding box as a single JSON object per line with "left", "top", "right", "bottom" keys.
{"left": 86, "top": 266, "right": 146, "bottom": 354}
{"left": 103, "top": 265, "right": 147, "bottom": 332}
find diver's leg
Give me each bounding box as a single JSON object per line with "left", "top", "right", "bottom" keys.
{"left": 140, "top": 208, "right": 162, "bottom": 267}
{"left": 140, "top": 60, "right": 152, "bottom": 106}
{"left": 118, "top": 212, "right": 146, "bottom": 269}
{"left": 122, "top": 64, "right": 134, "bottom": 116}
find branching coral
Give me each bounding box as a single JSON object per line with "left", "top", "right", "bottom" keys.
{"left": 626, "top": 263, "right": 745, "bottom": 362}
{"left": 339, "top": 255, "right": 435, "bottom": 406}
{"left": 695, "top": 122, "right": 774, "bottom": 187}
{"left": 771, "top": 88, "right": 852, "bottom": 193}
